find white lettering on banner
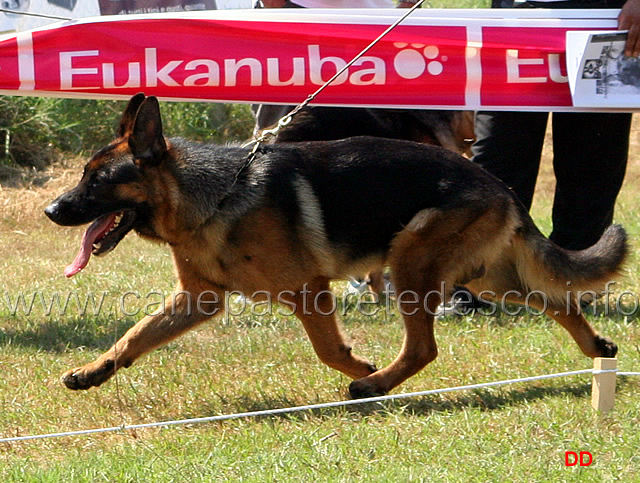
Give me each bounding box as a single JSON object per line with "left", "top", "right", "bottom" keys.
{"left": 145, "top": 48, "right": 182, "bottom": 87}
{"left": 506, "top": 49, "right": 568, "bottom": 84}
{"left": 57, "top": 45, "right": 443, "bottom": 90}
{"left": 224, "top": 58, "right": 262, "bottom": 87}
{"left": 266, "top": 57, "right": 305, "bottom": 86}
{"left": 308, "top": 45, "right": 348, "bottom": 85}
{"left": 103, "top": 62, "right": 141, "bottom": 89}
{"left": 184, "top": 59, "right": 220, "bottom": 87}
{"left": 506, "top": 49, "right": 546, "bottom": 84}
{"left": 350, "top": 56, "right": 386, "bottom": 85}
{"left": 59, "top": 50, "right": 100, "bottom": 90}
{"left": 548, "top": 54, "right": 568, "bottom": 83}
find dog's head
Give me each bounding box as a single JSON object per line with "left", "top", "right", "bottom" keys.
{"left": 45, "top": 93, "right": 167, "bottom": 277}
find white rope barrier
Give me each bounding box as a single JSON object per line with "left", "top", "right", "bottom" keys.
{"left": 1, "top": 364, "right": 637, "bottom": 444}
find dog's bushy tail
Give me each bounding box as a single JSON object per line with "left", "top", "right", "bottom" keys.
{"left": 514, "top": 223, "right": 628, "bottom": 305}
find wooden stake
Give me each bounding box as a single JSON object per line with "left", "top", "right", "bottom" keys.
{"left": 591, "top": 357, "right": 617, "bottom": 413}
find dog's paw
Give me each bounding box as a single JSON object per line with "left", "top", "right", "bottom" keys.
{"left": 61, "top": 359, "right": 116, "bottom": 390}
{"left": 348, "top": 379, "right": 387, "bottom": 399}
{"left": 62, "top": 369, "right": 93, "bottom": 390}
{"left": 594, "top": 336, "right": 618, "bottom": 358}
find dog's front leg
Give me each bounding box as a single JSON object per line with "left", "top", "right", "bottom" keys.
{"left": 289, "top": 279, "right": 378, "bottom": 380}
{"left": 61, "top": 287, "right": 222, "bottom": 390}
{"left": 348, "top": 268, "right": 441, "bottom": 398}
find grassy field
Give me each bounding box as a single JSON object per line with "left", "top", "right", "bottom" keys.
{"left": 4, "top": 6, "right": 639, "bottom": 483}
{"left": 0, "top": 112, "right": 638, "bottom": 481}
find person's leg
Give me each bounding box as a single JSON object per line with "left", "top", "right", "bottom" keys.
{"left": 550, "top": 112, "right": 631, "bottom": 250}
{"left": 472, "top": 111, "right": 549, "bottom": 210}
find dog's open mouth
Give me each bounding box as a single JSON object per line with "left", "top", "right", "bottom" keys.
{"left": 64, "top": 210, "right": 136, "bottom": 278}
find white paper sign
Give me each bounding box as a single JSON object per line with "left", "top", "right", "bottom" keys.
{"left": 567, "top": 30, "right": 640, "bottom": 108}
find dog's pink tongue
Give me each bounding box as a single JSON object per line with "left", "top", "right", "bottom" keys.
{"left": 64, "top": 214, "right": 116, "bottom": 278}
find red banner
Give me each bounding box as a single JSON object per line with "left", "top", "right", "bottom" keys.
{"left": 0, "top": 9, "right": 627, "bottom": 110}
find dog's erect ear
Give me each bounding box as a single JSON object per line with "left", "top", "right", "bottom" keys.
{"left": 128, "top": 96, "right": 167, "bottom": 166}
{"left": 118, "top": 93, "right": 147, "bottom": 138}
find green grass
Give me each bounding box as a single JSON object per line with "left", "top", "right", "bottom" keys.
{"left": 1, "top": 114, "right": 639, "bottom": 481}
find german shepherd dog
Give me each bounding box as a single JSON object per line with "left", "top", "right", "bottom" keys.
{"left": 45, "top": 94, "right": 626, "bottom": 398}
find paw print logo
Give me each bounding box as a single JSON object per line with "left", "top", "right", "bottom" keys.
{"left": 393, "top": 43, "right": 447, "bottom": 79}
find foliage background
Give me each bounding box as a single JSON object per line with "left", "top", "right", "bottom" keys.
{"left": 0, "top": 97, "right": 254, "bottom": 171}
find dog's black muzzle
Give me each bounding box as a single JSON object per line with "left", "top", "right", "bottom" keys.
{"left": 44, "top": 196, "right": 75, "bottom": 226}
{"left": 44, "top": 190, "right": 91, "bottom": 227}
{"left": 45, "top": 188, "right": 124, "bottom": 227}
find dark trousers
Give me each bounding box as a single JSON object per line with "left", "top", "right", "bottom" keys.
{"left": 472, "top": 111, "right": 631, "bottom": 250}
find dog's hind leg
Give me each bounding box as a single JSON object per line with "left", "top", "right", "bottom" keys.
{"left": 467, "top": 276, "right": 618, "bottom": 360}
{"left": 525, "top": 295, "right": 618, "bottom": 359}
{"left": 290, "top": 278, "right": 378, "bottom": 380}
{"left": 61, "top": 282, "right": 222, "bottom": 390}
{"left": 549, "top": 309, "right": 618, "bottom": 358}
